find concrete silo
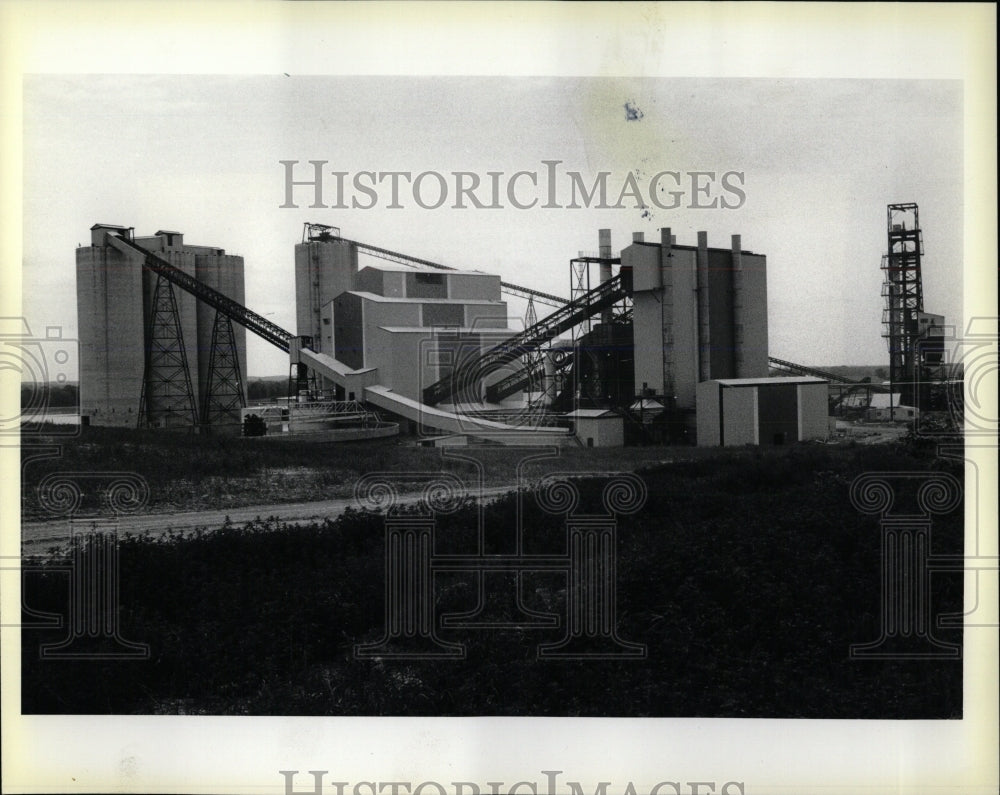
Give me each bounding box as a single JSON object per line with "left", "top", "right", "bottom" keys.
{"left": 76, "top": 225, "right": 147, "bottom": 426}
{"left": 194, "top": 246, "right": 248, "bottom": 429}
{"left": 294, "top": 227, "right": 358, "bottom": 356}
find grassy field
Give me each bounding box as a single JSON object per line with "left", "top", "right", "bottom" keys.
{"left": 21, "top": 425, "right": 735, "bottom": 517}
{"left": 20, "top": 440, "right": 964, "bottom": 717}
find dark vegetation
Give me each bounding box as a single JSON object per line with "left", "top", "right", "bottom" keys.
{"left": 21, "top": 442, "right": 964, "bottom": 717}
{"left": 20, "top": 425, "right": 700, "bottom": 517}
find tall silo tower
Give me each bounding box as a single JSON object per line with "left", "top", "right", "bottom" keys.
{"left": 76, "top": 224, "right": 148, "bottom": 426}
{"left": 194, "top": 245, "right": 248, "bottom": 429}
{"left": 294, "top": 224, "right": 358, "bottom": 356}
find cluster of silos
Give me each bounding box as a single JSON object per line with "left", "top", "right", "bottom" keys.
{"left": 76, "top": 226, "right": 247, "bottom": 429}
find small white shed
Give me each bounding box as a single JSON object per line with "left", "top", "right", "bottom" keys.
{"left": 564, "top": 409, "right": 624, "bottom": 448}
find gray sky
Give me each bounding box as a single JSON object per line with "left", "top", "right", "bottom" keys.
{"left": 22, "top": 75, "right": 963, "bottom": 377}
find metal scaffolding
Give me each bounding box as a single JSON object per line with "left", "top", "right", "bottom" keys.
{"left": 201, "top": 311, "right": 247, "bottom": 426}
{"left": 138, "top": 274, "right": 198, "bottom": 428}
{"left": 881, "top": 203, "right": 924, "bottom": 408}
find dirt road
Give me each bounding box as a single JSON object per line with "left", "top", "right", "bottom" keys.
{"left": 21, "top": 485, "right": 518, "bottom": 555}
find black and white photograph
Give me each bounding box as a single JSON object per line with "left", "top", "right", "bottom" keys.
{"left": 2, "top": 3, "right": 996, "bottom": 794}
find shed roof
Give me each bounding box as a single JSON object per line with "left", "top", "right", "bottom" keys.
{"left": 564, "top": 409, "right": 619, "bottom": 419}
{"left": 630, "top": 398, "right": 665, "bottom": 412}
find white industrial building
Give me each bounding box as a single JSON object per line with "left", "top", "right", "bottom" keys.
{"left": 696, "top": 376, "right": 829, "bottom": 446}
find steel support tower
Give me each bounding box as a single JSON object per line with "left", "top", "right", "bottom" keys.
{"left": 138, "top": 274, "right": 199, "bottom": 428}
{"left": 881, "top": 203, "right": 924, "bottom": 409}
{"left": 201, "top": 311, "right": 247, "bottom": 426}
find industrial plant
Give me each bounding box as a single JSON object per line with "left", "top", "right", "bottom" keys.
{"left": 74, "top": 203, "right": 954, "bottom": 447}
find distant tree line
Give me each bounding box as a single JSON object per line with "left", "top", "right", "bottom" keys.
{"left": 21, "top": 384, "right": 78, "bottom": 408}
{"left": 246, "top": 378, "right": 288, "bottom": 401}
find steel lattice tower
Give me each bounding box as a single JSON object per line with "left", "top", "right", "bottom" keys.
{"left": 201, "top": 311, "right": 246, "bottom": 426}
{"left": 138, "top": 274, "right": 198, "bottom": 428}
{"left": 881, "top": 203, "right": 924, "bottom": 408}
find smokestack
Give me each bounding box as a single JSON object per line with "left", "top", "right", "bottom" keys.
{"left": 632, "top": 232, "right": 644, "bottom": 243}
{"left": 599, "top": 228, "right": 613, "bottom": 325}
{"left": 696, "top": 231, "right": 710, "bottom": 382}
{"left": 598, "top": 228, "right": 612, "bottom": 282}
{"left": 732, "top": 234, "right": 745, "bottom": 376}
{"left": 654, "top": 226, "right": 670, "bottom": 289}
{"left": 658, "top": 227, "right": 672, "bottom": 399}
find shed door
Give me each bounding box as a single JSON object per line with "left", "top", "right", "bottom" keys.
{"left": 757, "top": 383, "right": 798, "bottom": 445}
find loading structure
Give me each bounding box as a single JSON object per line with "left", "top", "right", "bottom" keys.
{"left": 290, "top": 224, "right": 639, "bottom": 444}
{"left": 290, "top": 224, "right": 775, "bottom": 446}
{"left": 879, "top": 203, "right": 949, "bottom": 413}
{"left": 421, "top": 272, "right": 629, "bottom": 407}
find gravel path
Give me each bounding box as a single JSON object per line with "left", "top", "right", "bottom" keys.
{"left": 21, "top": 485, "right": 518, "bottom": 555}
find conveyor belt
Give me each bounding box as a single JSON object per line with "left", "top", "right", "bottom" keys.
{"left": 338, "top": 236, "right": 570, "bottom": 308}
{"left": 423, "top": 273, "right": 628, "bottom": 406}
{"left": 106, "top": 233, "right": 294, "bottom": 352}
{"left": 767, "top": 356, "right": 858, "bottom": 385}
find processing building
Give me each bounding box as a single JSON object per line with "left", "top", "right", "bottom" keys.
{"left": 77, "top": 225, "right": 247, "bottom": 430}
{"left": 293, "top": 226, "right": 521, "bottom": 407}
